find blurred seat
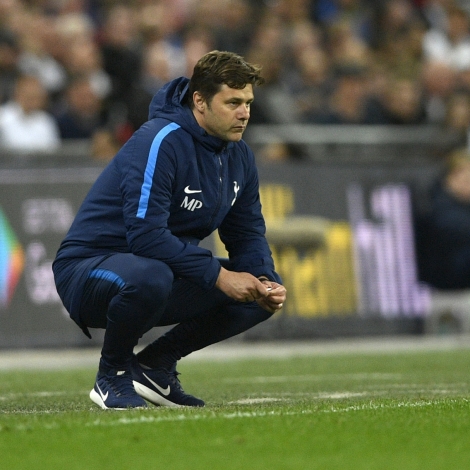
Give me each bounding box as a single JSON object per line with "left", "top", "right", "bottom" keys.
{"left": 265, "top": 215, "right": 330, "bottom": 250}
{"left": 425, "top": 289, "right": 470, "bottom": 334}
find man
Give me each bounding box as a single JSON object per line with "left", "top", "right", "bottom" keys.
{"left": 53, "top": 51, "right": 287, "bottom": 410}
{"left": 0, "top": 74, "right": 61, "bottom": 152}
{"left": 415, "top": 147, "right": 470, "bottom": 290}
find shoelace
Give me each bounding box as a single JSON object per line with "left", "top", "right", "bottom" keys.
{"left": 166, "top": 369, "right": 185, "bottom": 392}
{"left": 104, "top": 372, "right": 136, "bottom": 397}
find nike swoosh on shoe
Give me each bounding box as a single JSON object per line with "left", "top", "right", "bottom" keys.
{"left": 143, "top": 372, "right": 171, "bottom": 396}
{"left": 97, "top": 384, "right": 109, "bottom": 402}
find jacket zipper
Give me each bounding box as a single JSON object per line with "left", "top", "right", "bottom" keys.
{"left": 206, "top": 150, "right": 225, "bottom": 230}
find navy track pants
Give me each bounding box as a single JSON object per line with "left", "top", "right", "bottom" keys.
{"left": 74, "top": 253, "right": 274, "bottom": 370}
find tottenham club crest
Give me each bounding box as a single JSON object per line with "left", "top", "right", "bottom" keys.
{"left": 231, "top": 181, "right": 239, "bottom": 206}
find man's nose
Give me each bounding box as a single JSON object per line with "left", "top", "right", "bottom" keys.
{"left": 238, "top": 104, "right": 250, "bottom": 119}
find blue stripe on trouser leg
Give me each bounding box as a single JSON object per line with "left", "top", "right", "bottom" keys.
{"left": 88, "top": 269, "right": 126, "bottom": 287}
{"left": 79, "top": 254, "right": 174, "bottom": 371}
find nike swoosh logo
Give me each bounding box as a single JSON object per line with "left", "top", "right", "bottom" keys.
{"left": 184, "top": 186, "right": 202, "bottom": 194}
{"left": 97, "top": 384, "right": 108, "bottom": 402}
{"left": 143, "top": 372, "right": 171, "bottom": 396}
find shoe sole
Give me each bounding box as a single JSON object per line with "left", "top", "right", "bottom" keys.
{"left": 89, "top": 388, "right": 147, "bottom": 410}
{"left": 133, "top": 381, "right": 182, "bottom": 407}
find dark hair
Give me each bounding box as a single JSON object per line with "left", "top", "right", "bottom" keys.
{"left": 186, "top": 50, "right": 264, "bottom": 108}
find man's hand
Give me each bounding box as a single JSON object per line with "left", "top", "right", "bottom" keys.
{"left": 256, "top": 281, "right": 287, "bottom": 313}
{"left": 215, "top": 267, "right": 268, "bottom": 302}
{"left": 215, "top": 267, "right": 286, "bottom": 313}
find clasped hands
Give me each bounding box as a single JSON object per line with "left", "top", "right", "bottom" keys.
{"left": 215, "top": 267, "right": 287, "bottom": 313}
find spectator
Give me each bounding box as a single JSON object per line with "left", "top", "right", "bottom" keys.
{"left": 415, "top": 147, "right": 470, "bottom": 289}
{"left": 211, "top": 0, "right": 256, "bottom": 55}
{"left": 326, "top": 17, "right": 371, "bottom": 70}
{"left": 371, "top": 0, "right": 422, "bottom": 51}
{"left": 181, "top": 26, "right": 214, "bottom": 77}
{"left": 365, "top": 75, "right": 426, "bottom": 124}
{"left": 421, "top": 60, "right": 457, "bottom": 123}
{"left": 53, "top": 11, "right": 96, "bottom": 64}
{"left": 137, "top": 0, "right": 187, "bottom": 46}
{"left": 98, "top": 4, "right": 142, "bottom": 116}
{"left": 303, "top": 63, "right": 369, "bottom": 124}
{"left": 0, "top": 28, "right": 21, "bottom": 104}
{"left": 53, "top": 75, "right": 106, "bottom": 139}
{"left": 375, "top": 20, "right": 426, "bottom": 78}
{"left": 271, "top": 0, "right": 314, "bottom": 25}
{"left": 61, "top": 36, "right": 111, "bottom": 101}
{"left": 289, "top": 46, "right": 332, "bottom": 120}
{"left": 247, "top": 46, "right": 298, "bottom": 125}
{"left": 287, "top": 18, "right": 324, "bottom": 60}
{"left": 314, "top": 0, "right": 374, "bottom": 46}
{"left": 245, "top": 11, "right": 298, "bottom": 124}
{"left": 0, "top": 74, "right": 60, "bottom": 153}
{"left": 16, "top": 10, "right": 66, "bottom": 97}
{"left": 189, "top": 0, "right": 234, "bottom": 33}
{"left": 125, "top": 40, "right": 184, "bottom": 132}
{"left": 419, "top": 0, "right": 453, "bottom": 33}
{"left": 443, "top": 90, "right": 470, "bottom": 137}
{"left": 422, "top": 4, "right": 470, "bottom": 70}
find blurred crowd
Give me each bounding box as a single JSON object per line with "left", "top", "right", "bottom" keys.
{"left": 1, "top": 0, "right": 470, "bottom": 160}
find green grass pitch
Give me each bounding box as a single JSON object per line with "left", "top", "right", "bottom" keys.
{"left": 0, "top": 340, "right": 469, "bottom": 470}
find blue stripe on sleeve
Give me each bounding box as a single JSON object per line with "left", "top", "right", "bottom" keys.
{"left": 137, "top": 122, "right": 180, "bottom": 218}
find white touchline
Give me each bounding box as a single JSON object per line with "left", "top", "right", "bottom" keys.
{"left": 222, "top": 372, "right": 403, "bottom": 384}
{"left": 83, "top": 397, "right": 461, "bottom": 428}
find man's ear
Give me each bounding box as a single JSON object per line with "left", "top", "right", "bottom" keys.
{"left": 193, "top": 92, "right": 205, "bottom": 112}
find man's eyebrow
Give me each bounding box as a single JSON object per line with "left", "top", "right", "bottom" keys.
{"left": 227, "top": 96, "right": 254, "bottom": 103}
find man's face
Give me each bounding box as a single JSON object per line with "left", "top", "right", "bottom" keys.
{"left": 193, "top": 83, "right": 253, "bottom": 142}
{"left": 447, "top": 161, "right": 470, "bottom": 203}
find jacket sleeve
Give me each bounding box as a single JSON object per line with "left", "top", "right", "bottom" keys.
{"left": 119, "top": 125, "right": 221, "bottom": 290}
{"left": 218, "top": 147, "right": 282, "bottom": 284}
{"left": 432, "top": 192, "right": 470, "bottom": 245}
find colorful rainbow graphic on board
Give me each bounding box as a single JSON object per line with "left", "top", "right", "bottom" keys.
{"left": 0, "top": 207, "right": 24, "bottom": 307}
